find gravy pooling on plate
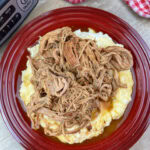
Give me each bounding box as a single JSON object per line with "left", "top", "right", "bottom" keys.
{"left": 20, "top": 27, "right": 134, "bottom": 144}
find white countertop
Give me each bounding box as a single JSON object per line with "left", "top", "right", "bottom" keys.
{"left": 0, "top": 0, "right": 150, "bottom": 149}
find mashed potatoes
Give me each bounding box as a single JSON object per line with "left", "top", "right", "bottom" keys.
{"left": 20, "top": 29, "right": 133, "bottom": 144}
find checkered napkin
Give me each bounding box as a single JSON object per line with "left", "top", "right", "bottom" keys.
{"left": 124, "top": 0, "right": 150, "bottom": 18}
{"left": 65, "top": 0, "right": 85, "bottom": 4}
{"left": 65, "top": 0, "right": 150, "bottom": 18}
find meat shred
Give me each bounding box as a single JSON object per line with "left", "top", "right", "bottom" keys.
{"left": 26, "top": 27, "right": 133, "bottom": 136}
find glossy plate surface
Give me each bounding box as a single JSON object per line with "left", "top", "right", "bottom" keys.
{"left": 0, "top": 6, "right": 150, "bottom": 150}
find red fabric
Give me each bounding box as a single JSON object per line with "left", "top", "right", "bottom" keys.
{"left": 124, "top": 0, "right": 150, "bottom": 18}
{"left": 65, "top": 0, "right": 150, "bottom": 18}
{"left": 65, "top": 0, "right": 85, "bottom": 4}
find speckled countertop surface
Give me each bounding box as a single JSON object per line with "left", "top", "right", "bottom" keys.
{"left": 0, "top": 0, "right": 150, "bottom": 150}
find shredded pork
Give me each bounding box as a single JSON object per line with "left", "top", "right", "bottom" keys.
{"left": 26, "top": 27, "right": 133, "bottom": 136}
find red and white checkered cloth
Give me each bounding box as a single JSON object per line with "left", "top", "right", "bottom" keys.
{"left": 65, "top": 0, "right": 150, "bottom": 18}
{"left": 65, "top": 0, "right": 85, "bottom": 4}
{"left": 124, "top": 0, "right": 150, "bottom": 18}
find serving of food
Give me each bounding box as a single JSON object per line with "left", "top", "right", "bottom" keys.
{"left": 20, "top": 27, "right": 134, "bottom": 144}
{"left": 0, "top": 6, "right": 150, "bottom": 150}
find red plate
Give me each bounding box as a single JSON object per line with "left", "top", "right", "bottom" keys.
{"left": 0, "top": 6, "right": 150, "bottom": 150}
